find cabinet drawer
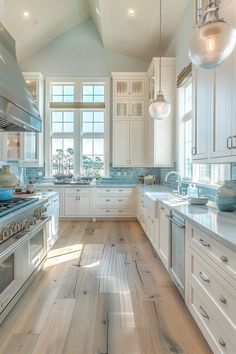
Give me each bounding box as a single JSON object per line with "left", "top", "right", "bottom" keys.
{"left": 187, "top": 224, "right": 236, "bottom": 281}
{"left": 189, "top": 283, "right": 235, "bottom": 354}
{"left": 96, "top": 196, "right": 131, "bottom": 208}
{"left": 96, "top": 208, "right": 132, "bottom": 217}
{"left": 189, "top": 247, "right": 236, "bottom": 329}
{"left": 96, "top": 188, "right": 133, "bottom": 195}
{"left": 64, "top": 188, "right": 93, "bottom": 196}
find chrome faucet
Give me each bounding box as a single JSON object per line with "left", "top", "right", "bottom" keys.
{"left": 165, "top": 171, "right": 182, "bottom": 194}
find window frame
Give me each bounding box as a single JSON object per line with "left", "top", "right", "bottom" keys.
{"left": 45, "top": 77, "right": 110, "bottom": 177}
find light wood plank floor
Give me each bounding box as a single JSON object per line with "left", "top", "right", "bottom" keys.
{"left": 0, "top": 220, "right": 213, "bottom": 354}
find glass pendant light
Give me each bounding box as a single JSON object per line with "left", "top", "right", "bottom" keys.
{"left": 149, "top": 0, "right": 171, "bottom": 120}
{"left": 189, "top": 1, "right": 236, "bottom": 70}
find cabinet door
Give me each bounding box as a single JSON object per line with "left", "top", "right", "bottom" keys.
{"left": 129, "top": 80, "right": 144, "bottom": 96}
{"left": 78, "top": 196, "right": 92, "bottom": 216}
{"left": 210, "top": 3, "right": 233, "bottom": 159}
{"left": 129, "top": 100, "right": 144, "bottom": 118}
{"left": 114, "top": 80, "right": 129, "bottom": 96}
{"left": 64, "top": 196, "right": 78, "bottom": 216}
{"left": 114, "top": 99, "right": 129, "bottom": 118}
{"left": 158, "top": 204, "right": 170, "bottom": 270}
{"left": 129, "top": 120, "right": 145, "bottom": 166}
{"left": 210, "top": 57, "right": 233, "bottom": 158}
{"left": 192, "top": 68, "right": 211, "bottom": 160}
{"left": 113, "top": 120, "right": 130, "bottom": 166}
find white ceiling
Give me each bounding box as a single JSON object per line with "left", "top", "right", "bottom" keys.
{"left": 2, "top": 0, "right": 191, "bottom": 63}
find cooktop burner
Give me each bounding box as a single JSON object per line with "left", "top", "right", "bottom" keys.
{"left": 0, "top": 198, "right": 39, "bottom": 217}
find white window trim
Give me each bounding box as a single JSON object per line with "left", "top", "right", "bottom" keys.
{"left": 45, "top": 77, "right": 110, "bottom": 177}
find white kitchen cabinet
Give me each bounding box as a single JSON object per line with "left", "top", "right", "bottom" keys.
{"left": 192, "top": 67, "right": 212, "bottom": 160}
{"left": 113, "top": 120, "right": 145, "bottom": 167}
{"left": 146, "top": 58, "right": 175, "bottom": 166}
{"left": 185, "top": 221, "right": 236, "bottom": 354}
{"left": 0, "top": 73, "right": 44, "bottom": 167}
{"left": 114, "top": 99, "right": 144, "bottom": 119}
{"left": 95, "top": 187, "right": 135, "bottom": 217}
{"left": 158, "top": 202, "right": 170, "bottom": 270}
{"left": 192, "top": 0, "right": 236, "bottom": 162}
{"left": 113, "top": 77, "right": 145, "bottom": 97}
{"left": 64, "top": 188, "right": 94, "bottom": 217}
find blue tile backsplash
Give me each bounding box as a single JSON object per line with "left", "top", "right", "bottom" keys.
{"left": 24, "top": 163, "right": 236, "bottom": 202}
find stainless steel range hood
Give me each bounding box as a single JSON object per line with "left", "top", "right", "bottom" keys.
{"left": 0, "top": 23, "right": 42, "bottom": 132}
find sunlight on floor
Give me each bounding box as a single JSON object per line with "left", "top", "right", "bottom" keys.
{"left": 44, "top": 244, "right": 83, "bottom": 268}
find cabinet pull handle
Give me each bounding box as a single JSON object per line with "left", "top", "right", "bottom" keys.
{"left": 199, "top": 238, "right": 210, "bottom": 247}
{"left": 160, "top": 206, "right": 165, "bottom": 210}
{"left": 118, "top": 189, "right": 123, "bottom": 192}
{"left": 199, "top": 271, "right": 210, "bottom": 283}
{"left": 106, "top": 189, "right": 110, "bottom": 192}
{"left": 106, "top": 199, "right": 110, "bottom": 202}
{"left": 48, "top": 189, "right": 53, "bottom": 192}
{"left": 227, "top": 137, "right": 232, "bottom": 149}
{"left": 232, "top": 135, "right": 236, "bottom": 149}
{"left": 76, "top": 189, "right": 80, "bottom": 192}
{"left": 118, "top": 209, "right": 123, "bottom": 212}
{"left": 106, "top": 210, "right": 110, "bottom": 212}
{"left": 118, "top": 199, "right": 123, "bottom": 202}
{"left": 199, "top": 306, "right": 209, "bottom": 320}
{"left": 192, "top": 147, "right": 197, "bottom": 155}
{"left": 218, "top": 337, "right": 226, "bottom": 347}
{"left": 220, "top": 255, "right": 228, "bottom": 263}
{"left": 219, "top": 295, "right": 227, "bottom": 304}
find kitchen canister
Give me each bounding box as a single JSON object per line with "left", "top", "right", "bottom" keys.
{"left": 0, "top": 165, "right": 19, "bottom": 188}
{"left": 144, "top": 175, "right": 155, "bottom": 185}
{"left": 216, "top": 180, "right": 236, "bottom": 212}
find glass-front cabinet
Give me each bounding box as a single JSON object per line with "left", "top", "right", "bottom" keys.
{"left": 0, "top": 72, "right": 44, "bottom": 166}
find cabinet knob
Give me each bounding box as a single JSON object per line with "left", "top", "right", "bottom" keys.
{"left": 220, "top": 255, "right": 228, "bottom": 263}
{"left": 192, "top": 147, "right": 197, "bottom": 155}
{"left": 218, "top": 337, "right": 226, "bottom": 347}
{"left": 219, "top": 295, "right": 227, "bottom": 304}
{"left": 232, "top": 135, "right": 236, "bottom": 149}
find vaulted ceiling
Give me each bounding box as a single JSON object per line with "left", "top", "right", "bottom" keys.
{"left": 2, "top": 0, "right": 191, "bottom": 63}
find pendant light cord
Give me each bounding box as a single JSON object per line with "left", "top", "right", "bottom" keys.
{"left": 158, "top": 0, "right": 162, "bottom": 94}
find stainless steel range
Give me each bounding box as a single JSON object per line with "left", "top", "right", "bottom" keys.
{"left": 0, "top": 198, "right": 47, "bottom": 244}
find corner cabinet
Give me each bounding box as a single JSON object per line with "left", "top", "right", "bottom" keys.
{"left": 112, "top": 72, "right": 146, "bottom": 167}
{"left": 192, "top": 0, "right": 236, "bottom": 163}
{"left": 146, "top": 58, "right": 175, "bottom": 166}
{"left": 0, "top": 72, "right": 44, "bottom": 167}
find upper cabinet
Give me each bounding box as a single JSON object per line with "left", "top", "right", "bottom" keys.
{"left": 192, "top": 67, "right": 212, "bottom": 160}
{"left": 0, "top": 72, "right": 44, "bottom": 166}
{"left": 192, "top": 0, "right": 236, "bottom": 162}
{"left": 146, "top": 58, "right": 175, "bottom": 166}
{"left": 112, "top": 72, "right": 146, "bottom": 167}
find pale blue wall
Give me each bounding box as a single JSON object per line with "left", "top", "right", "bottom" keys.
{"left": 20, "top": 19, "right": 148, "bottom": 76}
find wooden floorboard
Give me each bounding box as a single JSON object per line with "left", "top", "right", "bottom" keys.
{"left": 0, "top": 220, "right": 212, "bottom": 354}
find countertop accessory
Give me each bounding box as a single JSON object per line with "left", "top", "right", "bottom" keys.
{"left": 0, "top": 188, "right": 13, "bottom": 201}
{"left": 0, "top": 165, "right": 19, "bottom": 188}
{"left": 216, "top": 180, "right": 236, "bottom": 212}
{"left": 144, "top": 175, "right": 155, "bottom": 185}
{"left": 188, "top": 196, "right": 208, "bottom": 206}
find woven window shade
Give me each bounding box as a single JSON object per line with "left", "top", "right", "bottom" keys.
{"left": 176, "top": 63, "right": 192, "bottom": 88}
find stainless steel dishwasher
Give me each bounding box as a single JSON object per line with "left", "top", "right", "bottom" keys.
{"left": 166, "top": 211, "right": 185, "bottom": 298}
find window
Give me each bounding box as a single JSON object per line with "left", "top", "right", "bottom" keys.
{"left": 179, "top": 76, "right": 230, "bottom": 186}
{"left": 45, "top": 77, "right": 110, "bottom": 177}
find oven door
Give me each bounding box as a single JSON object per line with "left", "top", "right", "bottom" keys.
{"left": 28, "top": 217, "right": 50, "bottom": 274}
{"left": 0, "top": 249, "right": 21, "bottom": 313}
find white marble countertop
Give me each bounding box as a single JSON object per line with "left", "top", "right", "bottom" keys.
{"left": 139, "top": 185, "right": 236, "bottom": 252}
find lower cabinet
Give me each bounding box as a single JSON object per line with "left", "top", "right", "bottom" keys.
{"left": 95, "top": 187, "right": 135, "bottom": 217}
{"left": 158, "top": 202, "right": 170, "bottom": 270}
{"left": 64, "top": 188, "right": 94, "bottom": 217}
{"left": 185, "top": 222, "right": 236, "bottom": 353}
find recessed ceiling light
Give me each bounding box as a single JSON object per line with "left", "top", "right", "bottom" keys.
{"left": 23, "top": 11, "right": 31, "bottom": 19}
{"left": 128, "top": 8, "right": 135, "bottom": 17}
